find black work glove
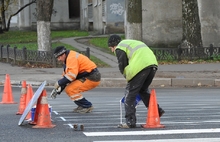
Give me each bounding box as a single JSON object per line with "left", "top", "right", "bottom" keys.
{"left": 57, "top": 85, "right": 66, "bottom": 94}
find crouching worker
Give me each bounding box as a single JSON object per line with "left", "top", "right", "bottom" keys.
{"left": 53, "top": 46, "right": 101, "bottom": 113}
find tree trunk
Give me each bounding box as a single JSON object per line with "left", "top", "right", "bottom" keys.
{"left": 0, "top": 0, "right": 6, "bottom": 30}
{"left": 125, "top": 0, "right": 142, "bottom": 40}
{"left": 0, "top": 17, "right": 3, "bottom": 33}
{"left": 182, "top": 0, "right": 202, "bottom": 48}
{"left": 36, "top": 0, "right": 54, "bottom": 52}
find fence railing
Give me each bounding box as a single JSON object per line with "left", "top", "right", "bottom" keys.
{"left": 0, "top": 45, "right": 90, "bottom": 67}
{"left": 152, "top": 44, "right": 219, "bottom": 61}
{"left": 0, "top": 44, "right": 219, "bottom": 67}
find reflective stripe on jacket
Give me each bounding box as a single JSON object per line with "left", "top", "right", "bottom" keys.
{"left": 116, "top": 40, "right": 158, "bottom": 81}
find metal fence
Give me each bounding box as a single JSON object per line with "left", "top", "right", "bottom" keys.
{"left": 152, "top": 44, "right": 219, "bottom": 61}
{"left": 0, "top": 44, "right": 219, "bottom": 67}
{"left": 0, "top": 45, "right": 90, "bottom": 67}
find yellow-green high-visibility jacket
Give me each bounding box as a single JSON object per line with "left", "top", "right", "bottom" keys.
{"left": 115, "top": 39, "right": 158, "bottom": 81}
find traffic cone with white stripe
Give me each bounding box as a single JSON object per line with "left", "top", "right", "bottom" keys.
{"left": 16, "top": 80, "right": 27, "bottom": 115}
{"left": 141, "top": 89, "right": 165, "bottom": 128}
{"left": 25, "top": 84, "right": 34, "bottom": 120}
{"left": 32, "top": 90, "right": 55, "bottom": 128}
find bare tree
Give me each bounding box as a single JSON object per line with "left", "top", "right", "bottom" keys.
{"left": 182, "top": 0, "right": 202, "bottom": 48}
{"left": 0, "top": 0, "right": 6, "bottom": 31}
{"left": 125, "top": 0, "right": 142, "bottom": 40}
{"left": 0, "top": 0, "right": 36, "bottom": 31}
{"left": 6, "top": 0, "right": 36, "bottom": 31}
{"left": 0, "top": 17, "right": 3, "bottom": 33}
{"left": 36, "top": 0, "right": 54, "bottom": 51}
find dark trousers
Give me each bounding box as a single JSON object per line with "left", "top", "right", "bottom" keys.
{"left": 124, "top": 67, "right": 157, "bottom": 126}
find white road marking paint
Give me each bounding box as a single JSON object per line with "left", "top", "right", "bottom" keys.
{"left": 60, "top": 117, "right": 66, "bottom": 121}
{"left": 93, "top": 138, "right": 220, "bottom": 142}
{"left": 204, "top": 120, "right": 220, "bottom": 123}
{"left": 84, "top": 128, "right": 220, "bottom": 136}
{"left": 67, "top": 124, "right": 73, "bottom": 129}
{"left": 53, "top": 111, "right": 58, "bottom": 115}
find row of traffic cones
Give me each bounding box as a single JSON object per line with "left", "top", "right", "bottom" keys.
{"left": 2, "top": 74, "right": 163, "bottom": 129}
{"left": 1, "top": 74, "right": 55, "bottom": 128}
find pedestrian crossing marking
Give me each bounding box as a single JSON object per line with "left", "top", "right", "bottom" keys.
{"left": 93, "top": 138, "right": 220, "bottom": 142}
{"left": 84, "top": 128, "right": 220, "bottom": 136}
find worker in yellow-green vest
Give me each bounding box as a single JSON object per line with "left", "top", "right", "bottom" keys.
{"left": 108, "top": 35, "right": 165, "bottom": 129}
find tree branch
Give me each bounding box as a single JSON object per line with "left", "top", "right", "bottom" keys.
{"left": 6, "top": 0, "right": 36, "bottom": 31}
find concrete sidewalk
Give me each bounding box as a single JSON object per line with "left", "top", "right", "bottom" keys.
{"left": 0, "top": 58, "right": 220, "bottom": 87}
{"left": 1, "top": 36, "right": 220, "bottom": 88}
{"left": 1, "top": 60, "right": 220, "bottom": 88}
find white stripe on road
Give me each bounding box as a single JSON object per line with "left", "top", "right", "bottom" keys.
{"left": 84, "top": 128, "right": 220, "bottom": 136}
{"left": 60, "top": 117, "right": 66, "bottom": 121}
{"left": 93, "top": 138, "right": 220, "bottom": 142}
{"left": 67, "top": 124, "right": 73, "bottom": 128}
{"left": 53, "top": 111, "right": 58, "bottom": 115}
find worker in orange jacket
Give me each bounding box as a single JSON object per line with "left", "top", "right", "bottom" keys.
{"left": 53, "top": 46, "right": 101, "bottom": 113}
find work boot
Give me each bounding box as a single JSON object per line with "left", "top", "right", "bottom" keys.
{"left": 73, "top": 106, "right": 83, "bottom": 112}
{"left": 117, "top": 123, "right": 136, "bottom": 129}
{"left": 77, "top": 106, "right": 94, "bottom": 113}
{"left": 158, "top": 107, "right": 165, "bottom": 117}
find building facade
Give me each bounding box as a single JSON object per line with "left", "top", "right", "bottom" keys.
{"left": 6, "top": 0, "right": 220, "bottom": 47}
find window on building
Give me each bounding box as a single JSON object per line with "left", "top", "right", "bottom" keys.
{"left": 68, "top": 0, "right": 80, "bottom": 18}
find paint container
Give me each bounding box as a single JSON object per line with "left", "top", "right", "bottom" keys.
{"left": 121, "top": 94, "right": 141, "bottom": 106}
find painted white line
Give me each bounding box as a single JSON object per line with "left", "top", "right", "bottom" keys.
{"left": 60, "top": 117, "right": 66, "bottom": 121}
{"left": 93, "top": 138, "right": 220, "bottom": 142}
{"left": 84, "top": 128, "right": 220, "bottom": 136}
{"left": 204, "top": 120, "right": 220, "bottom": 123}
{"left": 67, "top": 124, "right": 73, "bottom": 129}
{"left": 61, "top": 115, "right": 122, "bottom": 119}
{"left": 53, "top": 111, "right": 58, "bottom": 115}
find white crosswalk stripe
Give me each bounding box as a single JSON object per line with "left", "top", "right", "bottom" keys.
{"left": 84, "top": 128, "right": 220, "bottom": 136}
{"left": 93, "top": 138, "right": 220, "bottom": 142}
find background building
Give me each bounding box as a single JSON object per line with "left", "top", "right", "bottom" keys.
{"left": 6, "top": 0, "right": 220, "bottom": 48}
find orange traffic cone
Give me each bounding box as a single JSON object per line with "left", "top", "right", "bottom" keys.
{"left": 29, "top": 93, "right": 42, "bottom": 125}
{"left": 16, "top": 81, "right": 27, "bottom": 115}
{"left": 0, "top": 74, "right": 16, "bottom": 104}
{"left": 141, "top": 89, "right": 165, "bottom": 128}
{"left": 25, "top": 84, "right": 34, "bottom": 120}
{"left": 32, "top": 90, "right": 55, "bottom": 128}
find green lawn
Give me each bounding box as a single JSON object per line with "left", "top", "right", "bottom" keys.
{"left": 1, "top": 31, "right": 217, "bottom": 65}
{"left": 0, "top": 30, "right": 109, "bottom": 67}
{"left": 0, "top": 30, "right": 89, "bottom": 44}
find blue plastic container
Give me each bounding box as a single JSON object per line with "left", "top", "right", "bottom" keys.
{"left": 121, "top": 94, "right": 142, "bottom": 106}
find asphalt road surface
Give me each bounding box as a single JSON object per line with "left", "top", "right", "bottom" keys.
{"left": 1, "top": 86, "right": 220, "bottom": 142}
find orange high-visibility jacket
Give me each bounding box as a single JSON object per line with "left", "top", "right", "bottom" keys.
{"left": 59, "top": 50, "right": 97, "bottom": 86}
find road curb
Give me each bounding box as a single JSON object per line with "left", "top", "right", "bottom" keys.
{"left": 2, "top": 78, "right": 219, "bottom": 88}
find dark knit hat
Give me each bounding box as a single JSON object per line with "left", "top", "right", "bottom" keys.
{"left": 54, "top": 46, "right": 67, "bottom": 58}
{"left": 108, "top": 34, "right": 121, "bottom": 47}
